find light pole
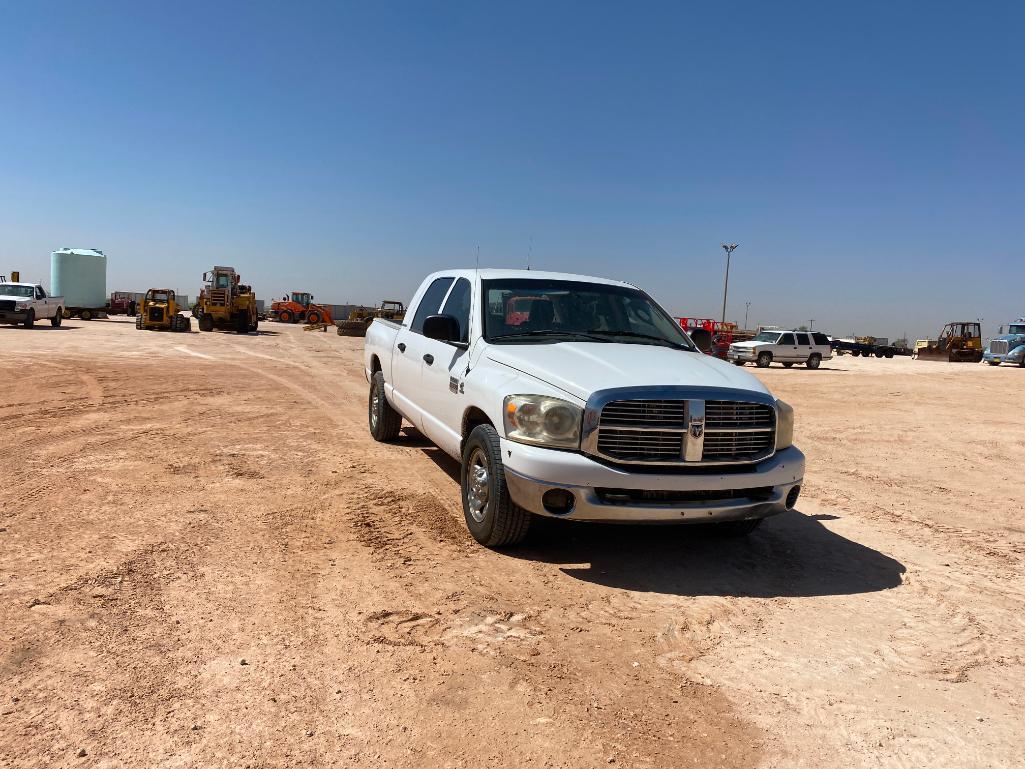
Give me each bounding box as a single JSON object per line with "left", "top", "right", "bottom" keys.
{"left": 744, "top": 301, "right": 751, "bottom": 329}
{"left": 809, "top": 319, "right": 815, "bottom": 331}
{"left": 720, "top": 243, "right": 738, "bottom": 325}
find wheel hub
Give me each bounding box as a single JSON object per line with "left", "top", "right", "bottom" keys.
{"left": 466, "top": 449, "right": 490, "bottom": 523}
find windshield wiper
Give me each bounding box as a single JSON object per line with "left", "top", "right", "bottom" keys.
{"left": 582, "top": 330, "right": 693, "bottom": 350}
{"left": 490, "top": 329, "right": 612, "bottom": 343}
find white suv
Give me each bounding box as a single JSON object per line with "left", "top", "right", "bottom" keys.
{"left": 728, "top": 330, "right": 833, "bottom": 369}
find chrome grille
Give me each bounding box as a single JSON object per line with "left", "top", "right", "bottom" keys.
{"left": 596, "top": 428, "right": 684, "bottom": 461}
{"left": 593, "top": 397, "right": 775, "bottom": 465}
{"left": 990, "top": 340, "right": 1009, "bottom": 355}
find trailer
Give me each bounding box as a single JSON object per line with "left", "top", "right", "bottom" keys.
{"left": 831, "top": 338, "right": 910, "bottom": 358}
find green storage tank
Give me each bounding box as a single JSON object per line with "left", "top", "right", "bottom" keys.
{"left": 51, "top": 248, "right": 107, "bottom": 310}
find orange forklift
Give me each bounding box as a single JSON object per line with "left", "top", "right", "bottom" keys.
{"left": 270, "top": 291, "right": 333, "bottom": 325}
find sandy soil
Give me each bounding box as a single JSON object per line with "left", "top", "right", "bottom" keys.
{"left": 2, "top": 316, "right": 1023, "bottom": 769}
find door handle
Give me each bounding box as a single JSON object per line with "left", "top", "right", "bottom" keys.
{"left": 397, "top": 343, "right": 406, "bottom": 352}
{"left": 423, "top": 354, "right": 434, "bottom": 365}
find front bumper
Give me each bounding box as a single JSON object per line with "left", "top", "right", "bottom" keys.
{"left": 984, "top": 351, "right": 1022, "bottom": 365}
{"left": 727, "top": 348, "right": 756, "bottom": 361}
{"left": 0, "top": 310, "right": 29, "bottom": 323}
{"left": 502, "top": 440, "right": 805, "bottom": 523}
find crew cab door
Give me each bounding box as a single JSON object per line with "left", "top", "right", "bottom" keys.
{"left": 419, "top": 277, "right": 473, "bottom": 457}
{"left": 389, "top": 276, "right": 455, "bottom": 429}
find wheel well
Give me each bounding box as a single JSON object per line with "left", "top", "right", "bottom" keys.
{"left": 461, "top": 407, "right": 493, "bottom": 448}
{"left": 370, "top": 355, "right": 382, "bottom": 374}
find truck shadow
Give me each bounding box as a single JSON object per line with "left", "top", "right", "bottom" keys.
{"left": 406, "top": 430, "right": 904, "bottom": 599}
{"left": 512, "top": 511, "right": 905, "bottom": 598}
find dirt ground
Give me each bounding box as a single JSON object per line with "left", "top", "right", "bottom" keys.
{"left": 2, "top": 316, "right": 1024, "bottom": 769}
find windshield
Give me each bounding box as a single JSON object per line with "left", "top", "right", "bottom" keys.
{"left": 753, "top": 331, "right": 781, "bottom": 343}
{"left": 0, "top": 284, "right": 33, "bottom": 298}
{"left": 147, "top": 291, "right": 171, "bottom": 301}
{"left": 1009, "top": 324, "right": 1025, "bottom": 335}
{"left": 482, "top": 278, "right": 695, "bottom": 350}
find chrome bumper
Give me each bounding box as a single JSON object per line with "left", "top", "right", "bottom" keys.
{"left": 502, "top": 441, "right": 805, "bottom": 523}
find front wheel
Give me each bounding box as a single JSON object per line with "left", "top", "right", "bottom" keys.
{"left": 461, "top": 424, "right": 531, "bottom": 547}
{"left": 806, "top": 354, "right": 821, "bottom": 369}
{"left": 368, "top": 371, "right": 402, "bottom": 441}
{"left": 307, "top": 312, "right": 321, "bottom": 325}
{"left": 50, "top": 310, "right": 62, "bottom": 328}
{"left": 199, "top": 314, "right": 214, "bottom": 332}
{"left": 80, "top": 309, "right": 92, "bottom": 321}
{"left": 278, "top": 310, "right": 293, "bottom": 323}
{"left": 756, "top": 351, "right": 772, "bottom": 368}
{"left": 23, "top": 309, "right": 35, "bottom": 329}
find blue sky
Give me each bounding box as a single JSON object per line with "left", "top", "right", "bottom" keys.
{"left": 1, "top": 1, "right": 1022, "bottom": 339}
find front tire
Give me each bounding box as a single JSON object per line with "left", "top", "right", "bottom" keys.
{"left": 461, "top": 424, "right": 531, "bottom": 547}
{"left": 368, "top": 371, "right": 402, "bottom": 441}
{"left": 279, "top": 310, "right": 293, "bottom": 323}
{"left": 23, "top": 309, "right": 35, "bottom": 329}
{"left": 307, "top": 311, "right": 321, "bottom": 325}
{"left": 80, "top": 309, "right": 92, "bottom": 321}
{"left": 756, "top": 351, "right": 772, "bottom": 368}
{"left": 199, "top": 314, "right": 214, "bottom": 332}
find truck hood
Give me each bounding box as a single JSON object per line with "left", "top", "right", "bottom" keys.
{"left": 730, "top": 340, "right": 765, "bottom": 350}
{"left": 485, "top": 342, "right": 772, "bottom": 402}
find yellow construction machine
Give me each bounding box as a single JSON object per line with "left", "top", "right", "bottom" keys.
{"left": 335, "top": 300, "right": 405, "bottom": 337}
{"left": 914, "top": 321, "right": 983, "bottom": 362}
{"left": 136, "top": 289, "right": 190, "bottom": 332}
{"left": 194, "top": 266, "right": 259, "bottom": 334}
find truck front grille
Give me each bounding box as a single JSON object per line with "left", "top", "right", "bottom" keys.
{"left": 0, "top": 300, "right": 15, "bottom": 311}
{"left": 148, "top": 307, "right": 165, "bottom": 322}
{"left": 593, "top": 398, "right": 775, "bottom": 465}
{"left": 990, "top": 340, "right": 1009, "bottom": 355}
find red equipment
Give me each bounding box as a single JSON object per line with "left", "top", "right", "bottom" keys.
{"left": 676, "top": 317, "right": 741, "bottom": 359}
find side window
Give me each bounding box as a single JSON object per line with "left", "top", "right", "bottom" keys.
{"left": 778, "top": 333, "right": 795, "bottom": 346}
{"left": 410, "top": 277, "right": 454, "bottom": 334}
{"left": 441, "top": 277, "right": 472, "bottom": 343}
{"left": 36, "top": 286, "right": 46, "bottom": 299}
{"left": 812, "top": 332, "right": 830, "bottom": 346}
{"left": 796, "top": 333, "right": 810, "bottom": 346}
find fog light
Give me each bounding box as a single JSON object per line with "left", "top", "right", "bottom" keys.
{"left": 785, "top": 485, "right": 801, "bottom": 510}
{"left": 542, "top": 488, "right": 575, "bottom": 515}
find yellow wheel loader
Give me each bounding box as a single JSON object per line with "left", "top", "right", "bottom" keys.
{"left": 136, "top": 289, "right": 190, "bottom": 332}
{"left": 194, "top": 266, "right": 259, "bottom": 334}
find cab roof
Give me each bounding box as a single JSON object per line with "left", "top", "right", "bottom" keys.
{"left": 424, "top": 268, "right": 635, "bottom": 288}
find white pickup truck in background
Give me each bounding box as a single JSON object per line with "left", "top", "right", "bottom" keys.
{"left": 0, "top": 281, "right": 65, "bottom": 328}
{"left": 364, "top": 269, "right": 805, "bottom": 547}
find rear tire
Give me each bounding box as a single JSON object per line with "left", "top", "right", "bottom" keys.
{"left": 23, "top": 309, "right": 35, "bottom": 329}
{"left": 368, "top": 371, "right": 402, "bottom": 441}
{"left": 50, "top": 311, "right": 62, "bottom": 328}
{"left": 199, "top": 314, "right": 214, "bottom": 332}
{"left": 806, "top": 354, "right": 821, "bottom": 369}
{"left": 756, "top": 351, "right": 772, "bottom": 368}
{"left": 461, "top": 424, "right": 531, "bottom": 547}
{"left": 80, "top": 309, "right": 92, "bottom": 321}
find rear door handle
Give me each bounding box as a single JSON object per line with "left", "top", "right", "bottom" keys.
{"left": 397, "top": 343, "right": 406, "bottom": 352}
{"left": 423, "top": 354, "right": 434, "bottom": 365}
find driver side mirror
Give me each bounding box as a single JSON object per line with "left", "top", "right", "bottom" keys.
{"left": 423, "top": 314, "right": 461, "bottom": 344}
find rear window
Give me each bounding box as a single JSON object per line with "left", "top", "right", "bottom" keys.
{"left": 812, "top": 332, "right": 830, "bottom": 345}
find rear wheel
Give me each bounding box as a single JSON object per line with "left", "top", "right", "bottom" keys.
{"left": 368, "top": 371, "right": 402, "bottom": 441}
{"left": 50, "top": 310, "right": 62, "bottom": 328}
{"left": 80, "top": 309, "right": 92, "bottom": 321}
{"left": 807, "top": 353, "right": 821, "bottom": 369}
{"left": 199, "top": 314, "right": 214, "bottom": 332}
{"left": 23, "top": 309, "right": 35, "bottom": 329}
{"left": 461, "top": 424, "right": 531, "bottom": 547}
{"left": 756, "top": 351, "right": 772, "bottom": 368}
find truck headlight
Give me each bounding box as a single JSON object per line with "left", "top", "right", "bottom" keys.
{"left": 775, "top": 399, "right": 794, "bottom": 450}
{"left": 16, "top": 301, "right": 30, "bottom": 310}
{"left": 504, "top": 395, "right": 582, "bottom": 449}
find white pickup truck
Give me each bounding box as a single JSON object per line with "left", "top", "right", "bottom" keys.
{"left": 364, "top": 269, "right": 804, "bottom": 547}
{"left": 0, "top": 281, "right": 64, "bottom": 328}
